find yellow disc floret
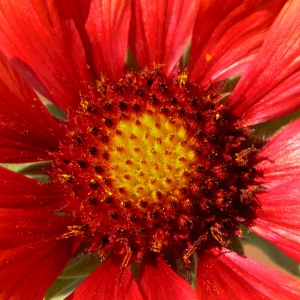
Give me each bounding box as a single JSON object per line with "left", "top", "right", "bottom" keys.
{"left": 109, "top": 113, "right": 196, "bottom": 204}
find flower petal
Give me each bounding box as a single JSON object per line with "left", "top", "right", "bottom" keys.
{"left": 129, "top": 0, "right": 199, "bottom": 75}
{"left": 0, "top": 0, "right": 90, "bottom": 110}
{"left": 0, "top": 238, "right": 75, "bottom": 300}
{"left": 254, "top": 179, "right": 300, "bottom": 229}
{"left": 250, "top": 179, "right": 300, "bottom": 262}
{"left": 0, "top": 170, "right": 77, "bottom": 299}
{"left": 0, "top": 51, "right": 61, "bottom": 163}
{"left": 66, "top": 253, "right": 143, "bottom": 300}
{"left": 0, "top": 206, "right": 75, "bottom": 248}
{"left": 65, "top": 0, "right": 131, "bottom": 81}
{"left": 227, "top": 0, "right": 300, "bottom": 125}
{"left": 0, "top": 166, "right": 62, "bottom": 209}
{"left": 254, "top": 119, "right": 300, "bottom": 188}
{"left": 138, "top": 254, "right": 197, "bottom": 300}
{"left": 189, "top": 0, "right": 287, "bottom": 86}
{"left": 251, "top": 219, "right": 300, "bottom": 266}
{"left": 197, "top": 250, "right": 300, "bottom": 299}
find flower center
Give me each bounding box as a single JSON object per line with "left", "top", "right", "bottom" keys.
{"left": 109, "top": 113, "right": 195, "bottom": 204}
{"left": 51, "top": 68, "right": 259, "bottom": 264}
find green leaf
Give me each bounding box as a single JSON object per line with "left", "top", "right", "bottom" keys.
{"left": 229, "top": 236, "right": 244, "bottom": 255}
{"left": 45, "top": 253, "right": 102, "bottom": 300}
{"left": 221, "top": 75, "right": 241, "bottom": 93}
{"left": 59, "top": 253, "right": 102, "bottom": 279}
{"left": 18, "top": 161, "right": 51, "bottom": 183}
{"left": 190, "top": 252, "right": 197, "bottom": 289}
{"left": 44, "top": 277, "right": 85, "bottom": 300}
{"left": 46, "top": 103, "right": 67, "bottom": 120}
{"left": 253, "top": 109, "right": 300, "bottom": 138}
{"left": 0, "top": 162, "right": 51, "bottom": 183}
{"left": 241, "top": 226, "right": 300, "bottom": 277}
{"left": 0, "top": 162, "right": 30, "bottom": 173}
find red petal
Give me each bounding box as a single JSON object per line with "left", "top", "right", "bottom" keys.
{"left": 190, "top": 0, "right": 287, "bottom": 87}
{"left": 250, "top": 179, "right": 300, "bottom": 262}
{"left": 0, "top": 168, "right": 76, "bottom": 248}
{"left": 0, "top": 51, "right": 61, "bottom": 163}
{"left": 254, "top": 119, "right": 300, "bottom": 187}
{"left": 129, "top": 0, "right": 199, "bottom": 75}
{"left": 66, "top": 253, "right": 143, "bottom": 300}
{"left": 0, "top": 238, "right": 75, "bottom": 300}
{"left": 65, "top": 0, "right": 131, "bottom": 81}
{"left": 197, "top": 250, "right": 300, "bottom": 299}
{"left": 227, "top": 0, "right": 300, "bottom": 125}
{"left": 254, "top": 179, "right": 300, "bottom": 229}
{"left": 0, "top": 166, "right": 63, "bottom": 210}
{"left": 251, "top": 219, "right": 300, "bottom": 265}
{"left": 85, "top": 0, "right": 130, "bottom": 80}
{"left": 0, "top": 0, "right": 90, "bottom": 110}
{"left": 0, "top": 206, "right": 75, "bottom": 248}
{"left": 138, "top": 254, "right": 197, "bottom": 300}
{"left": 0, "top": 169, "right": 78, "bottom": 299}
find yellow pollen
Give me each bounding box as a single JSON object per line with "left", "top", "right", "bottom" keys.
{"left": 205, "top": 54, "right": 212, "bottom": 61}
{"left": 59, "top": 173, "right": 72, "bottom": 183}
{"left": 178, "top": 71, "right": 188, "bottom": 86}
{"left": 80, "top": 99, "right": 90, "bottom": 111}
{"left": 109, "top": 113, "right": 195, "bottom": 204}
{"left": 151, "top": 238, "right": 163, "bottom": 253}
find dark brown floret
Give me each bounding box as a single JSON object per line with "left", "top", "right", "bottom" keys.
{"left": 101, "top": 135, "right": 109, "bottom": 143}
{"left": 94, "top": 165, "right": 104, "bottom": 173}
{"left": 119, "top": 101, "right": 127, "bottom": 110}
{"left": 88, "top": 146, "right": 97, "bottom": 154}
{"left": 103, "top": 102, "right": 111, "bottom": 110}
{"left": 90, "top": 126, "right": 99, "bottom": 134}
{"left": 133, "top": 103, "right": 140, "bottom": 111}
{"left": 88, "top": 197, "right": 98, "bottom": 205}
{"left": 104, "top": 196, "right": 113, "bottom": 203}
{"left": 77, "top": 160, "right": 87, "bottom": 168}
{"left": 104, "top": 118, "right": 113, "bottom": 126}
{"left": 89, "top": 180, "right": 98, "bottom": 189}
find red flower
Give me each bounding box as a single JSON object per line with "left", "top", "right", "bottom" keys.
{"left": 0, "top": 0, "right": 300, "bottom": 299}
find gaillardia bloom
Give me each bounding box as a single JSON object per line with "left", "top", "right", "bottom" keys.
{"left": 1, "top": 0, "right": 300, "bottom": 299}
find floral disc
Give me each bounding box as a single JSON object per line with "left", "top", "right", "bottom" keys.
{"left": 51, "top": 68, "right": 259, "bottom": 265}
